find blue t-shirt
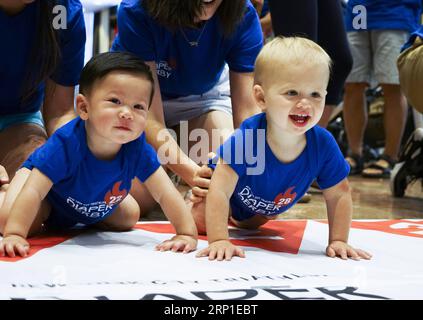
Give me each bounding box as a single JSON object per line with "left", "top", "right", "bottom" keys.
{"left": 23, "top": 117, "right": 161, "bottom": 229}
{"left": 111, "top": 0, "right": 263, "bottom": 99}
{"left": 0, "top": 0, "right": 86, "bottom": 116}
{"left": 345, "top": 0, "right": 422, "bottom": 33}
{"left": 209, "top": 113, "right": 350, "bottom": 221}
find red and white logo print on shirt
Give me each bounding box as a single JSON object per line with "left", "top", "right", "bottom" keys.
{"left": 273, "top": 187, "right": 297, "bottom": 207}
{"left": 104, "top": 181, "right": 128, "bottom": 206}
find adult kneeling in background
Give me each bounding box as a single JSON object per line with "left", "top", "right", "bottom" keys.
{"left": 111, "top": 0, "right": 263, "bottom": 214}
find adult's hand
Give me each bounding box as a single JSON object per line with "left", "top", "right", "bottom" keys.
{"left": 189, "top": 164, "right": 213, "bottom": 203}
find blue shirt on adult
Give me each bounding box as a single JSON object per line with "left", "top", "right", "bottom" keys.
{"left": 0, "top": 0, "right": 86, "bottom": 116}
{"left": 111, "top": 0, "right": 263, "bottom": 99}
{"left": 23, "top": 117, "right": 161, "bottom": 229}
{"left": 209, "top": 113, "right": 350, "bottom": 221}
{"left": 345, "top": 0, "right": 422, "bottom": 33}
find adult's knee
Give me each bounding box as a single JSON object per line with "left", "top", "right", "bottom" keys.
{"left": 15, "top": 134, "right": 46, "bottom": 159}
{"left": 1, "top": 134, "right": 47, "bottom": 178}
{"left": 25, "top": 133, "right": 46, "bottom": 146}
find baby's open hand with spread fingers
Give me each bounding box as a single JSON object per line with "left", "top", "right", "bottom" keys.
{"left": 156, "top": 234, "right": 197, "bottom": 254}
{"left": 0, "top": 234, "right": 30, "bottom": 258}
{"left": 326, "top": 240, "right": 372, "bottom": 260}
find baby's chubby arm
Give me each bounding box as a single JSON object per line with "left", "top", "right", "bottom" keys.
{"left": 196, "top": 160, "right": 245, "bottom": 261}
{"left": 0, "top": 169, "right": 53, "bottom": 257}
{"left": 323, "top": 178, "right": 372, "bottom": 260}
{"left": 143, "top": 167, "right": 198, "bottom": 253}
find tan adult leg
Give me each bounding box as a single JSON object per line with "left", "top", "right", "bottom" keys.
{"left": 380, "top": 84, "right": 408, "bottom": 161}
{"left": 176, "top": 110, "right": 234, "bottom": 165}
{"left": 343, "top": 83, "right": 368, "bottom": 156}
{"left": 318, "top": 104, "right": 335, "bottom": 128}
{"left": 94, "top": 194, "right": 140, "bottom": 232}
{"left": 0, "top": 168, "right": 51, "bottom": 237}
{"left": 0, "top": 124, "right": 47, "bottom": 180}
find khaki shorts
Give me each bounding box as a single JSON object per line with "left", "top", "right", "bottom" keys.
{"left": 346, "top": 30, "right": 409, "bottom": 85}
{"left": 162, "top": 64, "right": 232, "bottom": 128}
{"left": 398, "top": 37, "right": 423, "bottom": 113}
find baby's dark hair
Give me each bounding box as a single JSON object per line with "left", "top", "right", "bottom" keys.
{"left": 79, "top": 52, "right": 155, "bottom": 106}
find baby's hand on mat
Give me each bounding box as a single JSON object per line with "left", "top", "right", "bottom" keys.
{"left": 156, "top": 235, "right": 197, "bottom": 254}
{"left": 0, "top": 234, "right": 30, "bottom": 257}
{"left": 196, "top": 240, "right": 245, "bottom": 261}
{"left": 326, "top": 241, "right": 372, "bottom": 260}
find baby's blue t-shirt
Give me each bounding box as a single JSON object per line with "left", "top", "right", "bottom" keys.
{"left": 209, "top": 113, "right": 350, "bottom": 221}
{"left": 0, "top": 0, "right": 86, "bottom": 116}
{"left": 111, "top": 0, "right": 263, "bottom": 99}
{"left": 345, "top": 0, "right": 422, "bottom": 33}
{"left": 23, "top": 117, "right": 161, "bottom": 228}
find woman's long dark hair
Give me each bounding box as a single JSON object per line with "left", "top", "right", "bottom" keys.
{"left": 21, "top": 0, "right": 61, "bottom": 105}
{"left": 142, "top": 0, "right": 246, "bottom": 37}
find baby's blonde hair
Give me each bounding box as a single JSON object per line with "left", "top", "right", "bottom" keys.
{"left": 254, "top": 36, "right": 332, "bottom": 86}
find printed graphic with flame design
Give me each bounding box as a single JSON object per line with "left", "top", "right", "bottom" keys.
{"left": 104, "top": 181, "right": 128, "bottom": 206}
{"left": 274, "top": 187, "right": 297, "bottom": 207}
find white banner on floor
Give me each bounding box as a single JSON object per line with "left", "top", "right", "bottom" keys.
{"left": 1, "top": 220, "right": 422, "bottom": 300}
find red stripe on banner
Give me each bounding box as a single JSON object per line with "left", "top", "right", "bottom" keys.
{"left": 317, "top": 219, "right": 423, "bottom": 238}
{"left": 351, "top": 220, "right": 423, "bottom": 238}
{"left": 0, "top": 231, "right": 82, "bottom": 262}
{"left": 136, "top": 220, "right": 307, "bottom": 254}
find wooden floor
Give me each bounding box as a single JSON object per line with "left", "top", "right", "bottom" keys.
{"left": 283, "top": 176, "right": 423, "bottom": 219}
{"left": 142, "top": 176, "right": 423, "bottom": 221}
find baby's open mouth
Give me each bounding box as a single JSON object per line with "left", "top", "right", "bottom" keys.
{"left": 289, "top": 114, "right": 311, "bottom": 127}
